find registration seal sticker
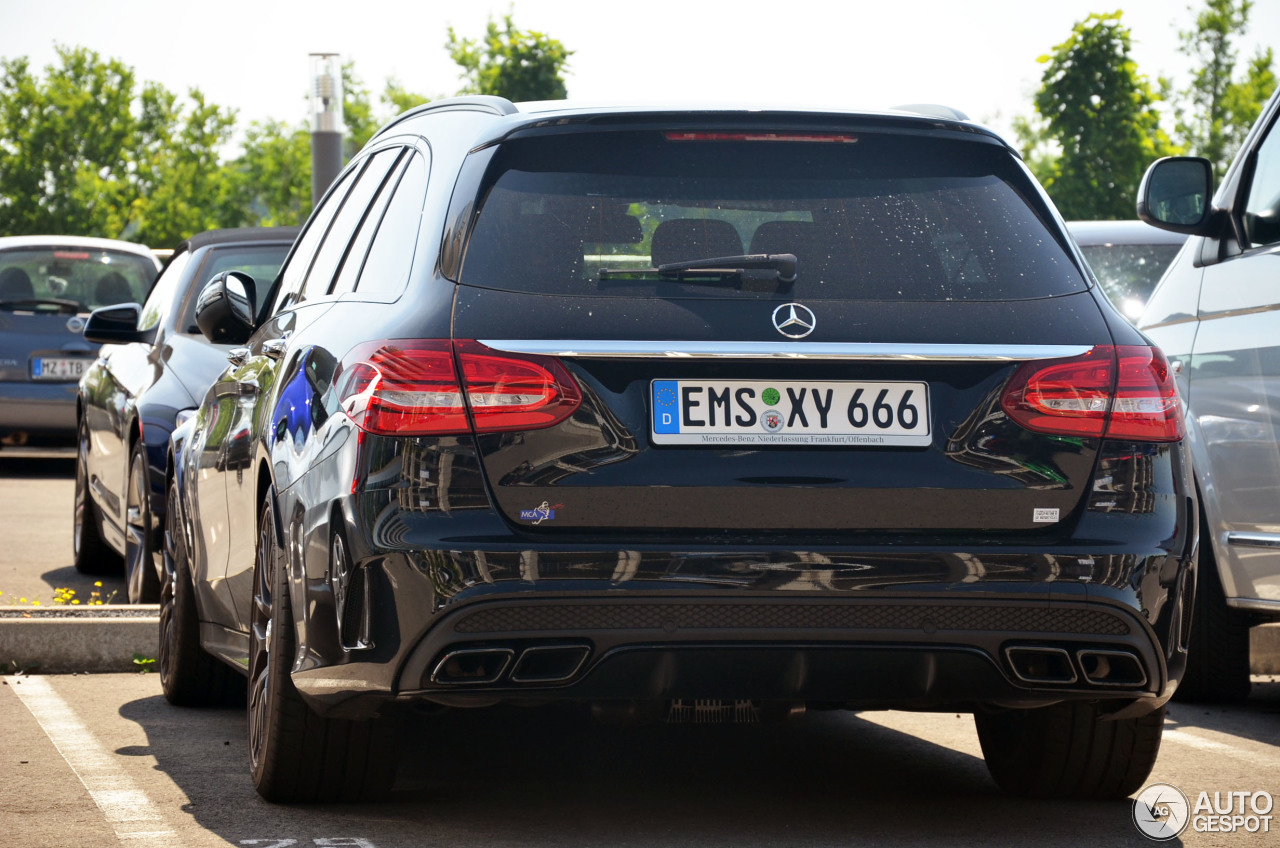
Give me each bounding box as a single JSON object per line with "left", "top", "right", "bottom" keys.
{"left": 761, "top": 409, "right": 784, "bottom": 433}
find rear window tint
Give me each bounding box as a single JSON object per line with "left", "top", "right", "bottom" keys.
{"left": 0, "top": 247, "right": 157, "bottom": 311}
{"left": 458, "top": 132, "right": 1086, "bottom": 301}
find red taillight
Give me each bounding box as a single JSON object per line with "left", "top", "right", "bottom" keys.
{"left": 1000, "top": 345, "right": 1183, "bottom": 442}
{"left": 336, "top": 341, "right": 468, "bottom": 435}
{"left": 1107, "top": 346, "right": 1185, "bottom": 441}
{"left": 335, "top": 340, "right": 581, "bottom": 436}
{"left": 453, "top": 340, "right": 582, "bottom": 433}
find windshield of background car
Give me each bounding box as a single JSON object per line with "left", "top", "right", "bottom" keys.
{"left": 458, "top": 130, "right": 1087, "bottom": 301}
{"left": 0, "top": 247, "right": 157, "bottom": 312}
{"left": 1078, "top": 242, "right": 1183, "bottom": 320}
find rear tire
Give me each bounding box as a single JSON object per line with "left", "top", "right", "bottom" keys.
{"left": 159, "top": 477, "right": 245, "bottom": 707}
{"left": 73, "top": 417, "right": 119, "bottom": 575}
{"left": 248, "top": 489, "right": 397, "bottom": 803}
{"left": 1177, "top": 541, "right": 1253, "bottom": 702}
{"left": 124, "top": 443, "right": 161, "bottom": 603}
{"left": 975, "top": 701, "right": 1164, "bottom": 799}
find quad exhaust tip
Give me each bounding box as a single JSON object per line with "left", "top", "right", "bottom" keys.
{"left": 1004, "top": 645, "right": 1147, "bottom": 688}
{"left": 1004, "top": 646, "right": 1078, "bottom": 685}
{"left": 1077, "top": 649, "right": 1147, "bottom": 687}
{"left": 431, "top": 648, "right": 514, "bottom": 685}
{"left": 510, "top": 645, "right": 590, "bottom": 683}
{"left": 430, "top": 644, "right": 591, "bottom": 686}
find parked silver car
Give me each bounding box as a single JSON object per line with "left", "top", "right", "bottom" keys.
{"left": 1137, "top": 85, "right": 1280, "bottom": 701}
{"left": 0, "top": 236, "right": 160, "bottom": 446}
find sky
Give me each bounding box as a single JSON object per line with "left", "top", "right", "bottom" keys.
{"left": 1, "top": 0, "right": 1278, "bottom": 147}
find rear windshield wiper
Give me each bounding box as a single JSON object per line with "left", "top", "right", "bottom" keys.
{"left": 0, "top": 297, "right": 86, "bottom": 313}
{"left": 598, "top": 253, "right": 797, "bottom": 285}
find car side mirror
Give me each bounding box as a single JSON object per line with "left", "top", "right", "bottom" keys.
{"left": 82, "top": 303, "right": 154, "bottom": 345}
{"left": 1137, "top": 156, "right": 1215, "bottom": 235}
{"left": 195, "top": 271, "right": 257, "bottom": 345}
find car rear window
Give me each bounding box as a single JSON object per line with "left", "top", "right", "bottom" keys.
{"left": 1077, "top": 242, "right": 1182, "bottom": 319}
{"left": 0, "top": 247, "right": 157, "bottom": 311}
{"left": 458, "top": 130, "right": 1087, "bottom": 301}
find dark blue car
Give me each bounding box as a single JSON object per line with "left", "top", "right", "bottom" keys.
{"left": 74, "top": 227, "right": 298, "bottom": 602}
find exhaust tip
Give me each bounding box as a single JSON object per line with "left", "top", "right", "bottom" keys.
{"left": 509, "top": 644, "right": 590, "bottom": 683}
{"left": 1077, "top": 649, "right": 1147, "bottom": 687}
{"left": 430, "top": 647, "right": 514, "bottom": 685}
{"left": 1004, "top": 646, "right": 1078, "bottom": 685}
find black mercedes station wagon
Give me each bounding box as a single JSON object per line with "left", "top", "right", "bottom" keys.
{"left": 163, "top": 97, "right": 1196, "bottom": 803}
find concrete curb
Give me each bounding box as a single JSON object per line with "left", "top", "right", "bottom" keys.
{"left": 1, "top": 605, "right": 1278, "bottom": 677}
{"left": 0, "top": 606, "right": 159, "bottom": 673}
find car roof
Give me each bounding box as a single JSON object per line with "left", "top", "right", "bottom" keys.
{"left": 1066, "top": 220, "right": 1189, "bottom": 247}
{"left": 371, "top": 96, "right": 1008, "bottom": 150}
{"left": 0, "top": 234, "right": 160, "bottom": 265}
{"left": 180, "top": 226, "right": 302, "bottom": 254}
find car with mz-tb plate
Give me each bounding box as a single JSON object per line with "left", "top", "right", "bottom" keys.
{"left": 0, "top": 236, "right": 159, "bottom": 446}
{"left": 162, "top": 96, "right": 1196, "bottom": 803}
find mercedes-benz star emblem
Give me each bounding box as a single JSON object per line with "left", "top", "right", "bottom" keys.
{"left": 772, "top": 302, "right": 816, "bottom": 339}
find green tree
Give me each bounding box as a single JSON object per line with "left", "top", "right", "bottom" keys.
{"left": 343, "top": 61, "right": 380, "bottom": 160}
{"left": 0, "top": 46, "right": 142, "bottom": 236}
{"left": 0, "top": 46, "right": 239, "bottom": 243}
{"left": 1176, "top": 0, "right": 1276, "bottom": 178}
{"left": 383, "top": 77, "right": 431, "bottom": 115}
{"left": 1029, "top": 12, "right": 1177, "bottom": 220}
{"left": 224, "top": 120, "right": 312, "bottom": 227}
{"left": 133, "top": 89, "right": 240, "bottom": 246}
{"left": 446, "top": 12, "right": 572, "bottom": 102}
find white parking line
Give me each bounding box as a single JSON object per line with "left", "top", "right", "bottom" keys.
{"left": 11, "top": 676, "right": 175, "bottom": 846}
{"left": 1163, "top": 728, "right": 1277, "bottom": 770}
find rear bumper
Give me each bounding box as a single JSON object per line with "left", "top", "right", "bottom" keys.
{"left": 0, "top": 381, "right": 77, "bottom": 439}
{"left": 290, "top": 546, "right": 1191, "bottom": 719}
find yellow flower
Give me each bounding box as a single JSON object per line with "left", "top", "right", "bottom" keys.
{"left": 94, "top": 582, "right": 102, "bottom": 587}
{"left": 71, "top": 600, "right": 80, "bottom": 605}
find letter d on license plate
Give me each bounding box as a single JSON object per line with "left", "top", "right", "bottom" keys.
{"left": 651, "top": 379, "right": 931, "bottom": 446}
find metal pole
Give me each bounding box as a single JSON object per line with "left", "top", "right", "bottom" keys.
{"left": 309, "top": 53, "right": 344, "bottom": 205}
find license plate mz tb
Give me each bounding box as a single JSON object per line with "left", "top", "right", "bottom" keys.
{"left": 651, "top": 379, "right": 931, "bottom": 446}
{"left": 32, "top": 357, "right": 90, "bottom": 381}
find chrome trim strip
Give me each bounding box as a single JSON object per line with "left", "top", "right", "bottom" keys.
{"left": 478, "top": 340, "right": 1094, "bottom": 361}
{"left": 1225, "top": 598, "right": 1280, "bottom": 613}
{"left": 1226, "top": 532, "right": 1280, "bottom": 549}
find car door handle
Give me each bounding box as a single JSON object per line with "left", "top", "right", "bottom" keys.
{"left": 227, "top": 347, "right": 251, "bottom": 367}
{"left": 262, "top": 334, "right": 291, "bottom": 361}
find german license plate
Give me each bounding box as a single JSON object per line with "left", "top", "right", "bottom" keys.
{"left": 31, "top": 357, "right": 91, "bottom": 381}
{"left": 651, "top": 379, "right": 931, "bottom": 446}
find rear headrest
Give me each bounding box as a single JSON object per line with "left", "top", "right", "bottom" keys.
{"left": 95, "top": 271, "right": 133, "bottom": 305}
{"left": 0, "top": 267, "right": 34, "bottom": 300}
{"left": 650, "top": 219, "right": 743, "bottom": 267}
{"left": 749, "top": 220, "right": 817, "bottom": 258}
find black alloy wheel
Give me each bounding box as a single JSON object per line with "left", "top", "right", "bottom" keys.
{"left": 73, "top": 417, "right": 117, "bottom": 574}
{"left": 124, "top": 443, "right": 161, "bottom": 603}
{"left": 247, "top": 489, "right": 397, "bottom": 803}
{"left": 159, "top": 477, "right": 244, "bottom": 706}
